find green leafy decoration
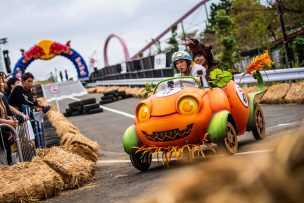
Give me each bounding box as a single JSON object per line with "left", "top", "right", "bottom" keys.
{"left": 144, "top": 81, "right": 154, "bottom": 98}
{"left": 208, "top": 68, "right": 233, "bottom": 88}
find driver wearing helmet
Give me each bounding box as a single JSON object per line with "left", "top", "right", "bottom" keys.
{"left": 172, "top": 51, "right": 207, "bottom": 86}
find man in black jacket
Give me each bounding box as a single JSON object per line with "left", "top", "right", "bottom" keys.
{"left": 8, "top": 72, "right": 38, "bottom": 111}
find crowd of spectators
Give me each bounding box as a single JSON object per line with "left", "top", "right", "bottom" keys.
{"left": 0, "top": 71, "right": 49, "bottom": 165}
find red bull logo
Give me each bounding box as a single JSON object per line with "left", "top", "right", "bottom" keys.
{"left": 22, "top": 45, "right": 45, "bottom": 63}
{"left": 49, "top": 42, "right": 73, "bottom": 55}
{"left": 21, "top": 39, "right": 73, "bottom": 63}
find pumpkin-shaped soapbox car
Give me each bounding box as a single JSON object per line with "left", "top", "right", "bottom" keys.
{"left": 123, "top": 71, "right": 265, "bottom": 171}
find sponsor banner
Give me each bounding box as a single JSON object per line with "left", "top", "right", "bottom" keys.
{"left": 154, "top": 53, "right": 166, "bottom": 69}
{"left": 121, "top": 62, "right": 127, "bottom": 73}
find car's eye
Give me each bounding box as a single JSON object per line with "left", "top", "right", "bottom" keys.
{"left": 137, "top": 104, "right": 150, "bottom": 122}
{"left": 177, "top": 96, "right": 199, "bottom": 115}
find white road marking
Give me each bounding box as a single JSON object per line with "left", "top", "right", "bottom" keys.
{"left": 268, "top": 121, "right": 302, "bottom": 130}
{"left": 97, "top": 149, "right": 273, "bottom": 164}
{"left": 98, "top": 160, "right": 131, "bottom": 164}
{"left": 70, "top": 97, "right": 81, "bottom": 101}
{"left": 99, "top": 105, "right": 135, "bottom": 118}
{"left": 235, "top": 149, "right": 273, "bottom": 155}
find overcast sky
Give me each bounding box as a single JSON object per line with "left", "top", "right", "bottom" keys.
{"left": 0, "top": 0, "right": 219, "bottom": 80}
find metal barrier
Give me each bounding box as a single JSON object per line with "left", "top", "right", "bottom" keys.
{"left": 16, "top": 122, "right": 37, "bottom": 162}
{"left": 0, "top": 106, "right": 47, "bottom": 165}
{"left": 0, "top": 124, "right": 22, "bottom": 165}
{"left": 22, "top": 105, "right": 45, "bottom": 149}
{"left": 86, "top": 67, "right": 304, "bottom": 87}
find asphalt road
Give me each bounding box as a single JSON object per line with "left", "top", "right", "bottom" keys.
{"left": 46, "top": 94, "right": 304, "bottom": 203}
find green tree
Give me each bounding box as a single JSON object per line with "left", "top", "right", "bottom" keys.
{"left": 213, "top": 9, "right": 237, "bottom": 69}
{"left": 231, "top": 0, "right": 273, "bottom": 50}
{"left": 291, "top": 36, "right": 304, "bottom": 66}
{"left": 167, "top": 25, "right": 179, "bottom": 52}
{"left": 205, "top": 0, "right": 232, "bottom": 33}
{"left": 268, "top": 0, "right": 304, "bottom": 30}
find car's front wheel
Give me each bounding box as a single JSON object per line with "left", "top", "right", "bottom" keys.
{"left": 130, "top": 152, "right": 152, "bottom": 171}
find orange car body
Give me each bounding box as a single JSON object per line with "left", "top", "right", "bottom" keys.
{"left": 135, "top": 80, "right": 249, "bottom": 147}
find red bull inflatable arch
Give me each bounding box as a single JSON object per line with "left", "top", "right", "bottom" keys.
{"left": 13, "top": 39, "right": 89, "bottom": 79}
{"left": 103, "top": 33, "right": 130, "bottom": 66}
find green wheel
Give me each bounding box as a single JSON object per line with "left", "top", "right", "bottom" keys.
{"left": 123, "top": 125, "right": 141, "bottom": 154}
{"left": 130, "top": 152, "right": 152, "bottom": 171}
{"left": 252, "top": 104, "right": 265, "bottom": 140}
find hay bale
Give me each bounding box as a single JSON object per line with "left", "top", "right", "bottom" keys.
{"left": 35, "top": 148, "right": 51, "bottom": 159}
{"left": 60, "top": 132, "right": 75, "bottom": 146}
{"left": 242, "top": 85, "right": 258, "bottom": 95}
{"left": 139, "top": 88, "right": 147, "bottom": 98}
{"left": 128, "top": 87, "right": 140, "bottom": 96}
{"left": 96, "top": 86, "right": 107, "bottom": 93}
{"left": 61, "top": 133, "right": 99, "bottom": 162}
{"left": 284, "top": 82, "right": 304, "bottom": 104}
{"left": 69, "top": 133, "right": 99, "bottom": 153}
{"left": 136, "top": 88, "right": 146, "bottom": 97}
{"left": 42, "top": 147, "right": 96, "bottom": 189}
{"left": 107, "top": 86, "right": 119, "bottom": 91}
{"left": 261, "top": 83, "right": 290, "bottom": 104}
{"left": 37, "top": 97, "right": 49, "bottom": 106}
{"left": 118, "top": 86, "right": 128, "bottom": 91}
{"left": 138, "top": 125, "right": 304, "bottom": 203}
{"left": 67, "top": 144, "right": 98, "bottom": 162}
{"left": 47, "top": 110, "right": 68, "bottom": 125}
{"left": 0, "top": 158, "right": 64, "bottom": 202}
{"left": 54, "top": 121, "right": 79, "bottom": 137}
{"left": 242, "top": 85, "right": 268, "bottom": 104}
{"left": 86, "top": 87, "right": 97, "bottom": 94}
{"left": 124, "top": 87, "right": 132, "bottom": 95}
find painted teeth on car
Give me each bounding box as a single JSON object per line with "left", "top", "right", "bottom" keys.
{"left": 142, "top": 123, "right": 194, "bottom": 142}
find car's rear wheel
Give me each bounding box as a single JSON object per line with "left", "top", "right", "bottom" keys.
{"left": 252, "top": 104, "right": 265, "bottom": 140}
{"left": 130, "top": 152, "right": 152, "bottom": 171}
{"left": 223, "top": 121, "right": 238, "bottom": 154}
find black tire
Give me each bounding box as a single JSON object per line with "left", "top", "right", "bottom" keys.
{"left": 83, "top": 103, "right": 100, "bottom": 113}
{"left": 252, "top": 104, "right": 265, "bottom": 140}
{"left": 223, "top": 121, "right": 238, "bottom": 154}
{"left": 70, "top": 111, "right": 82, "bottom": 116}
{"left": 126, "top": 94, "right": 133, "bottom": 98}
{"left": 112, "top": 96, "right": 118, "bottom": 102}
{"left": 130, "top": 152, "right": 152, "bottom": 171}
{"left": 118, "top": 91, "right": 126, "bottom": 97}
{"left": 80, "top": 98, "right": 96, "bottom": 106}
{"left": 68, "top": 101, "right": 81, "bottom": 109}
{"left": 88, "top": 108, "right": 103, "bottom": 114}
{"left": 103, "top": 91, "right": 115, "bottom": 97}
{"left": 63, "top": 112, "right": 71, "bottom": 117}
{"left": 113, "top": 92, "right": 120, "bottom": 97}
{"left": 65, "top": 108, "right": 72, "bottom": 114}
{"left": 70, "top": 105, "right": 83, "bottom": 111}
{"left": 101, "top": 95, "right": 114, "bottom": 100}
{"left": 100, "top": 99, "right": 113, "bottom": 104}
